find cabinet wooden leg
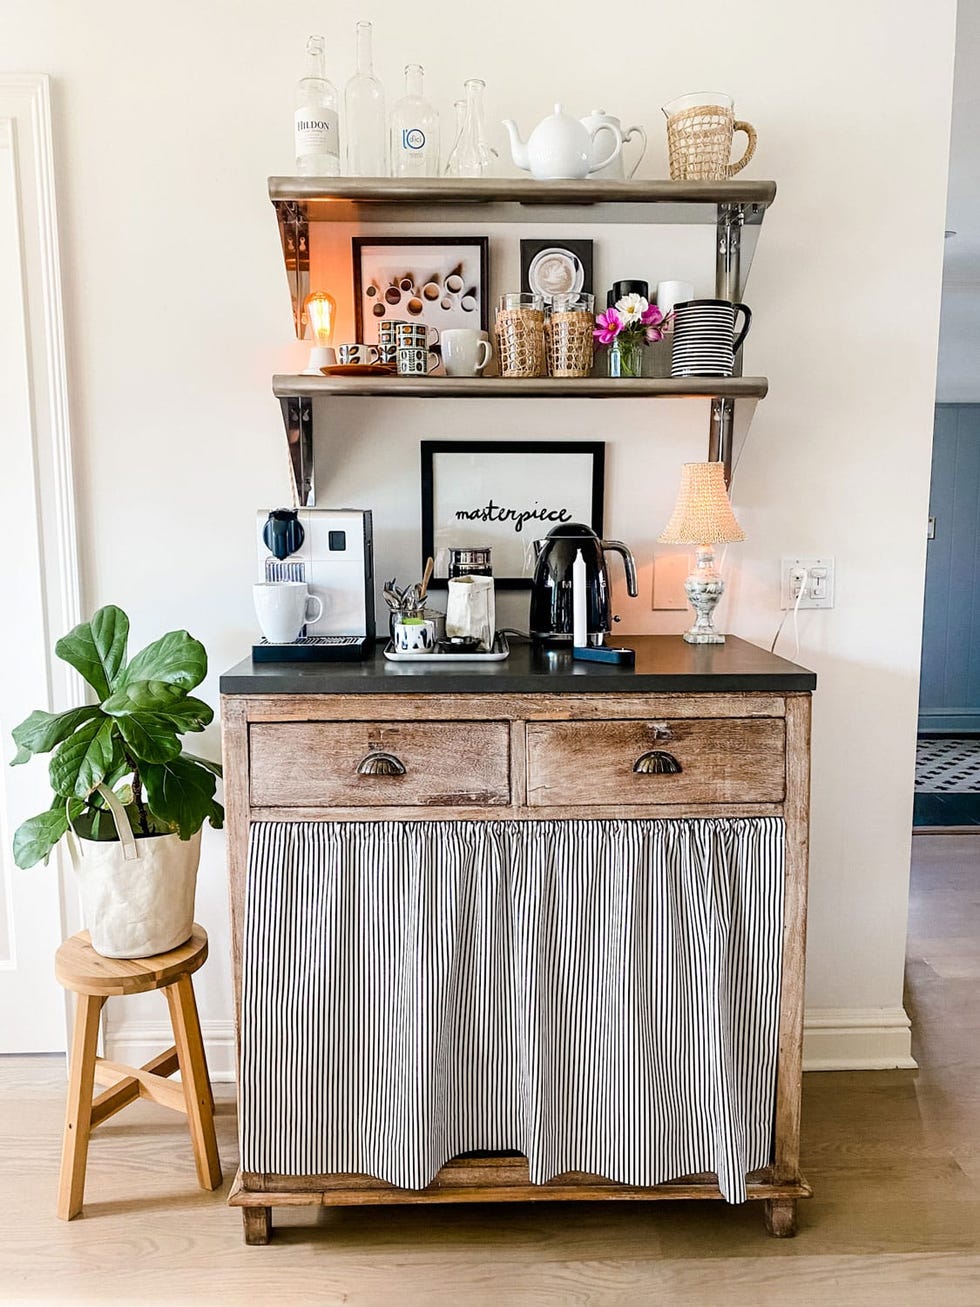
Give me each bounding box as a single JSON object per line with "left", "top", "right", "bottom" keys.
{"left": 57, "top": 993, "right": 105, "bottom": 1220}
{"left": 764, "top": 1198, "right": 798, "bottom": 1237}
{"left": 165, "top": 974, "right": 222, "bottom": 1191}
{"left": 243, "top": 1206, "right": 272, "bottom": 1245}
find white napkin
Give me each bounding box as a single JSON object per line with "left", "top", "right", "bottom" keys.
{"left": 445, "top": 576, "right": 495, "bottom": 651}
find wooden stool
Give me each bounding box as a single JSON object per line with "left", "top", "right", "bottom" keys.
{"left": 54, "top": 924, "right": 222, "bottom": 1220}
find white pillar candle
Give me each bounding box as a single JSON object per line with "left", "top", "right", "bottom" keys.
{"left": 572, "top": 549, "right": 587, "bottom": 647}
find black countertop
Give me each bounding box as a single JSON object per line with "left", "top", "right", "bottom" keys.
{"left": 220, "top": 635, "right": 816, "bottom": 696}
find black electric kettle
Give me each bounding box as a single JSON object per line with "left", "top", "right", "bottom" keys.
{"left": 529, "top": 522, "right": 638, "bottom": 644}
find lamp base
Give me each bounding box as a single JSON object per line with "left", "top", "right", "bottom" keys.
{"left": 303, "top": 345, "right": 336, "bottom": 374}
{"left": 682, "top": 545, "right": 726, "bottom": 644}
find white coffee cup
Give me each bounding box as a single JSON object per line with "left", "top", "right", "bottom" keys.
{"left": 441, "top": 329, "right": 492, "bottom": 377}
{"left": 253, "top": 582, "right": 323, "bottom": 643}
{"left": 656, "top": 280, "right": 695, "bottom": 318}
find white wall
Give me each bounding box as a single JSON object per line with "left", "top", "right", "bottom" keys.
{"left": 3, "top": 0, "right": 955, "bottom": 1073}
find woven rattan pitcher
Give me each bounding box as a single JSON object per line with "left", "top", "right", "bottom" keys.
{"left": 662, "top": 92, "right": 757, "bottom": 181}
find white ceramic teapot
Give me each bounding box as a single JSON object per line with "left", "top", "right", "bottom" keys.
{"left": 580, "top": 109, "right": 647, "bottom": 180}
{"left": 502, "top": 104, "right": 623, "bottom": 181}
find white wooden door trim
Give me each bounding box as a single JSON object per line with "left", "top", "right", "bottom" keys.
{"left": 0, "top": 73, "right": 83, "bottom": 1050}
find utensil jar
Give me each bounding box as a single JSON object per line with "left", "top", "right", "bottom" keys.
{"left": 495, "top": 293, "right": 546, "bottom": 378}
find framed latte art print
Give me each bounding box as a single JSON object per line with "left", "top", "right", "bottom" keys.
{"left": 353, "top": 236, "right": 490, "bottom": 343}
{"left": 421, "top": 441, "right": 605, "bottom": 589}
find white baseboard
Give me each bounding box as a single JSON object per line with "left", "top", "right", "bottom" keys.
{"left": 107, "top": 1007, "right": 917, "bottom": 1082}
{"left": 803, "top": 1006, "right": 916, "bottom": 1070}
{"left": 104, "top": 1019, "right": 238, "bottom": 1082}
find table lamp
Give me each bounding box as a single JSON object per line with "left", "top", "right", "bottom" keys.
{"left": 302, "top": 289, "right": 336, "bottom": 373}
{"left": 659, "top": 461, "right": 745, "bottom": 644}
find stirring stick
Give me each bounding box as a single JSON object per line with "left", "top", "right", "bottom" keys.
{"left": 419, "top": 556, "right": 434, "bottom": 601}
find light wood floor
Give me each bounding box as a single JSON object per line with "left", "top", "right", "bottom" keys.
{"left": 3, "top": 835, "right": 979, "bottom": 1307}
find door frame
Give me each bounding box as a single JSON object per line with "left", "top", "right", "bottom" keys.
{"left": 0, "top": 72, "right": 83, "bottom": 1047}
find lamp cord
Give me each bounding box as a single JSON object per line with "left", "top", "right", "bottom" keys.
{"left": 770, "top": 568, "right": 808, "bottom": 659}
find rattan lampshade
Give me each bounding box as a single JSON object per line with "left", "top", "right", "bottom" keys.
{"left": 658, "top": 462, "right": 746, "bottom": 545}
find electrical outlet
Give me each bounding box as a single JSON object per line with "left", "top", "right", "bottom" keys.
{"left": 780, "top": 556, "right": 835, "bottom": 610}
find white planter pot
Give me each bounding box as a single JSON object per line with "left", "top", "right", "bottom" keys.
{"left": 72, "top": 828, "right": 201, "bottom": 959}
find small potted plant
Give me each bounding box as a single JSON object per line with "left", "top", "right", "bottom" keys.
{"left": 594, "top": 293, "right": 667, "bottom": 378}
{"left": 10, "top": 605, "right": 223, "bottom": 959}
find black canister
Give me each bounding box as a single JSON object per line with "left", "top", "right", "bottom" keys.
{"left": 607, "top": 279, "right": 650, "bottom": 308}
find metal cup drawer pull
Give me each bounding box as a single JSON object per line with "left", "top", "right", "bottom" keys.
{"left": 633, "top": 750, "right": 683, "bottom": 775}
{"left": 356, "top": 751, "right": 406, "bottom": 776}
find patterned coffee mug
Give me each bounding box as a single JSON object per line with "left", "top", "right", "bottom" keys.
{"left": 670, "top": 299, "right": 752, "bottom": 378}
{"left": 396, "top": 345, "right": 439, "bottom": 376}
{"left": 378, "top": 319, "right": 407, "bottom": 364}
{"left": 395, "top": 322, "right": 440, "bottom": 350}
{"left": 337, "top": 343, "right": 381, "bottom": 366}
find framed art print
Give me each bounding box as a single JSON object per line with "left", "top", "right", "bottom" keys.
{"left": 353, "top": 236, "right": 490, "bottom": 343}
{"left": 520, "top": 238, "right": 594, "bottom": 304}
{"left": 421, "top": 441, "right": 605, "bottom": 589}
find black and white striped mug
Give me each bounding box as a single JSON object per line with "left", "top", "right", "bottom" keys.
{"left": 670, "top": 299, "right": 752, "bottom": 378}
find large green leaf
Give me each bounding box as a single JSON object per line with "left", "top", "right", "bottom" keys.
{"left": 182, "top": 750, "right": 222, "bottom": 777}
{"left": 116, "top": 713, "right": 181, "bottom": 764}
{"left": 10, "top": 705, "right": 101, "bottom": 765}
{"left": 12, "top": 806, "right": 70, "bottom": 869}
{"left": 102, "top": 680, "right": 187, "bottom": 716}
{"left": 142, "top": 755, "right": 220, "bottom": 839}
{"left": 54, "top": 606, "right": 129, "bottom": 699}
{"left": 152, "top": 696, "right": 213, "bottom": 733}
{"left": 49, "top": 717, "right": 118, "bottom": 798}
{"left": 118, "top": 630, "right": 206, "bottom": 693}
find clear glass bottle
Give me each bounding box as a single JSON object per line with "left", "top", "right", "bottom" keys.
{"left": 344, "top": 21, "right": 386, "bottom": 176}
{"left": 444, "top": 99, "right": 466, "bottom": 176}
{"left": 390, "top": 64, "right": 440, "bottom": 177}
{"left": 446, "top": 78, "right": 493, "bottom": 178}
{"left": 295, "top": 35, "right": 340, "bottom": 176}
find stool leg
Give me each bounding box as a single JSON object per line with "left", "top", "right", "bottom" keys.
{"left": 57, "top": 993, "right": 105, "bottom": 1220}
{"left": 165, "top": 974, "right": 222, "bottom": 1190}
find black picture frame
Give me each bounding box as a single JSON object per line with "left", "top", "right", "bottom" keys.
{"left": 520, "top": 238, "right": 594, "bottom": 302}
{"left": 353, "top": 236, "right": 490, "bottom": 342}
{"left": 421, "top": 441, "right": 606, "bottom": 590}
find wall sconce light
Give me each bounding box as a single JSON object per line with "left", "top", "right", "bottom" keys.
{"left": 659, "top": 461, "right": 745, "bottom": 644}
{"left": 302, "top": 290, "right": 337, "bottom": 373}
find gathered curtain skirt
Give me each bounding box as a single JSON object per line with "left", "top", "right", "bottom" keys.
{"left": 241, "top": 817, "right": 785, "bottom": 1203}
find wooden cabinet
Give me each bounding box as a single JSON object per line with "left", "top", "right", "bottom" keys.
{"left": 221, "top": 638, "right": 814, "bottom": 1246}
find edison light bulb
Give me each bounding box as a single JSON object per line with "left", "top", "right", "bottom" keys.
{"left": 302, "top": 290, "right": 337, "bottom": 373}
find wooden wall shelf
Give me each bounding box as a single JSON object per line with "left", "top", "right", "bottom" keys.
{"left": 273, "top": 375, "right": 769, "bottom": 401}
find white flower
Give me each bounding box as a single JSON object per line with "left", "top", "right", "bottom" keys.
{"left": 614, "top": 293, "right": 649, "bottom": 325}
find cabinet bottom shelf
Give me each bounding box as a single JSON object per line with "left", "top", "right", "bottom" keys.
{"left": 229, "top": 1159, "right": 812, "bottom": 1207}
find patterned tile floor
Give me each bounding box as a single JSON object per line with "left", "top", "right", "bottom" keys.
{"left": 914, "top": 736, "right": 980, "bottom": 828}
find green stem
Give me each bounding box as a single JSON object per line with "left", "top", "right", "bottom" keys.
{"left": 121, "top": 748, "right": 151, "bottom": 836}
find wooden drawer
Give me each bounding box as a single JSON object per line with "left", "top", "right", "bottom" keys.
{"left": 250, "top": 721, "right": 511, "bottom": 808}
{"left": 525, "top": 718, "right": 785, "bottom": 807}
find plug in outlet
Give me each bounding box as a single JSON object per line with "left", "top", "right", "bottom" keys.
{"left": 780, "top": 556, "right": 835, "bottom": 609}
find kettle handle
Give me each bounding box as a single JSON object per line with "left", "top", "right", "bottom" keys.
{"left": 601, "top": 540, "right": 639, "bottom": 597}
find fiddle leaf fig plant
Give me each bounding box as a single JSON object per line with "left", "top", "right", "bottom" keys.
{"left": 10, "top": 605, "right": 223, "bottom": 869}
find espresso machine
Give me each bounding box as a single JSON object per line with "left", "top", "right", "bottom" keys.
{"left": 254, "top": 507, "right": 375, "bottom": 661}
{"left": 529, "top": 522, "right": 638, "bottom": 645}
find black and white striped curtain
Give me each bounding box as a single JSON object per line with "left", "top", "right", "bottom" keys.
{"left": 241, "top": 817, "right": 784, "bottom": 1203}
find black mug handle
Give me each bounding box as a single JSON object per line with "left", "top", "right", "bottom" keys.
{"left": 732, "top": 303, "right": 752, "bottom": 355}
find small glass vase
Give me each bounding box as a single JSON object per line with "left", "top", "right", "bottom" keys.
{"left": 608, "top": 336, "right": 644, "bottom": 378}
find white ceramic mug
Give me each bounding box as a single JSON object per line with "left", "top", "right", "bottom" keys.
{"left": 394, "top": 617, "right": 436, "bottom": 652}
{"left": 441, "top": 329, "right": 492, "bottom": 377}
{"left": 253, "top": 582, "right": 323, "bottom": 643}
{"left": 656, "top": 280, "right": 695, "bottom": 318}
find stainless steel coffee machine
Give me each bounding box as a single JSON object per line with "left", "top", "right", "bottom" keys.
{"left": 255, "top": 507, "right": 375, "bottom": 661}
{"left": 529, "top": 522, "right": 638, "bottom": 645}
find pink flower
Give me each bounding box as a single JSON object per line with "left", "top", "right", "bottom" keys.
{"left": 593, "top": 308, "right": 623, "bottom": 345}
{"left": 643, "top": 306, "right": 670, "bottom": 344}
